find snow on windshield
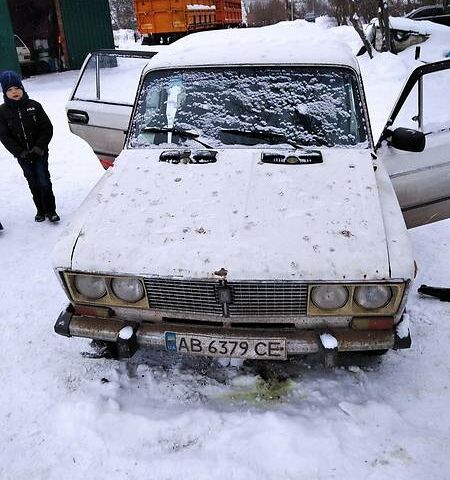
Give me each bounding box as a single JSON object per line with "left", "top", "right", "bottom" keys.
{"left": 130, "top": 66, "right": 369, "bottom": 149}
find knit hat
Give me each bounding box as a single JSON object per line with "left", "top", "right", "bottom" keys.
{"left": 0, "top": 71, "right": 24, "bottom": 95}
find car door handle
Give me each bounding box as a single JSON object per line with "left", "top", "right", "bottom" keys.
{"left": 67, "top": 110, "right": 89, "bottom": 124}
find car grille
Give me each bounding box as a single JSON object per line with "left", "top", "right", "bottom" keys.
{"left": 227, "top": 282, "right": 308, "bottom": 316}
{"left": 144, "top": 278, "right": 223, "bottom": 315}
{"left": 143, "top": 278, "right": 308, "bottom": 316}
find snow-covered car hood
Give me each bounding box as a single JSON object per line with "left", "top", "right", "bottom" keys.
{"left": 54, "top": 148, "right": 392, "bottom": 281}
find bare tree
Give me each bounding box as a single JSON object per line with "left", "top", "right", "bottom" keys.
{"left": 109, "top": 0, "right": 136, "bottom": 30}
{"left": 350, "top": 11, "right": 373, "bottom": 58}
{"left": 356, "top": 0, "right": 378, "bottom": 22}
{"left": 244, "top": 0, "right": 442, "bottom": 33}
{"left": 329, "top": 0, "right": 351, "bottom": 25}
{"left": 378, "top": 0, "right": 392, "bottom": 52}
{"left": 247, "top": 0, "right": 289, "bottom": 26}
{"left": 328, "top": 0, "right": 443, "bottom": 26}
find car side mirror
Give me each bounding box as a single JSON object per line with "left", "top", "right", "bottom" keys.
{"left": 387, "top": 127, "right": 426, "bottom": 152}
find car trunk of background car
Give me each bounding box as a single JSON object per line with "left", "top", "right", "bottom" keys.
{"left": 67, "top": 52, "right": 450, "bottom": 229}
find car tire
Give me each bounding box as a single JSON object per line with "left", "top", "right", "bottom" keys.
{"left": 90, "top": 339, "right": 119, "bottom": 359}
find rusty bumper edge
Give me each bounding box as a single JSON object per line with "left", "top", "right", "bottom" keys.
{"left": 55, "top": 308, "right": 397, "bottom": 355}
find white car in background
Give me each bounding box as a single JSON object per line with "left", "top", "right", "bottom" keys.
{"left": 54, "top": 29, "right": 450, "bottom": 365}
{"left": 14, "top": 34, "right": 32, "bottom": 65}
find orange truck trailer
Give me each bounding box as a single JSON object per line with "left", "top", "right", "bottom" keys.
{"left": 134, "top": 0, "right": 243, "bottom": 44}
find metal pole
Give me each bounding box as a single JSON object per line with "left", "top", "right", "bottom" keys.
{"left": 415, "top": 46, "right": 423, "bottom": 131}
{"left": 96, "top": 55, "right": 100, "bottom": 100}
{"left": 54, "top": 0, "right": 69, "bottom": 70}
{"left": 418, "top": 76, "right": 423, "bottom": 131}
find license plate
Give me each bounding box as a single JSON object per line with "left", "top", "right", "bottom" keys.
{"left": 164, "top": 332, "right": 287, "bottom": 360}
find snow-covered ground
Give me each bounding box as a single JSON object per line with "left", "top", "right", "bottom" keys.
{"left": 1, "top": 21, "right": 450, "bottom": 480}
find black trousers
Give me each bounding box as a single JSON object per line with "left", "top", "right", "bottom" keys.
{"left": 17, "top": 154, "right": 56, "bottom": 215}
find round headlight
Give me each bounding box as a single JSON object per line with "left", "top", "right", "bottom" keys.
{"left": 311, "top": 285, "right": 349, "bottom": 310}
{"left": 74, "top": 275, "right": 106, "bottom": 300}
{"left": 111, "top": 277, "right": 144, "bottom": 303}
{"left": 354, "top": 285, "right": 392, "bottom": 309}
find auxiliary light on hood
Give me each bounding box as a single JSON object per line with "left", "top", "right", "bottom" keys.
{"left": 159, "top": 149, "right": 218, "bottom": 164}
{"left": 261, "top": 150, "right": 323, "bottom": 164}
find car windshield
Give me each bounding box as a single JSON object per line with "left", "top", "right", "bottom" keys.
{"left": 129, "top": 66, "right": 369, "bottom": 149}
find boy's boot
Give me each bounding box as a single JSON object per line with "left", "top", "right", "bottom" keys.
{"left": 47, "top": 212, "right": 60, "bottom": 222}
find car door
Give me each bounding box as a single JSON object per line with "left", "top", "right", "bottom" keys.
{"left": 66, "top": 50, "right": 158, "bottom": 168}
{"left": 377, "top": 59, "right": 450, "bottom": 228}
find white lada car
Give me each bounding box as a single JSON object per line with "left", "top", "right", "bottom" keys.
{"left": 54, "top": 28, "right": 450, "bottom": 365}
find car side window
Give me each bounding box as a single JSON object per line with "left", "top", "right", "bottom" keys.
{"left": 423, "top": 70, "right": 450, "bottom": 133}
{"left": 390, "top": 67, "right": 449, "bottom": 134}
{"left": 73, "top": 55, "right": 97, "bottom": 100}
{"left": 411, "top": 7, "right": 437, "bottom": 18}
{"left": 390, "top": 86, "right": 418, "bottom": 130}
{"left": 417, "top": 8, "right": 431, "bottom": 18}
{"left": 73, "top": 53, "right": 150, "bottom": 106}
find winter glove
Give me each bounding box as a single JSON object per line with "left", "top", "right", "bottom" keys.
{"left": 27, "top": 147, "right": 45, "bottom": 163}
{"left": 19, "top": 150, "right": 34, "bottom": 165}
{"left": 31, "top": 146, "right": 45, "bottom": 157}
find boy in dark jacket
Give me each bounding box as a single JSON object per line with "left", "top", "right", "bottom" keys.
{"left": 0, "top": 71, "right": 59, "bottom": 222}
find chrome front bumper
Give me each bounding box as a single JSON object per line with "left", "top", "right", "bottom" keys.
{"left": 55, "top": 305, "right": 410, "bottom": 359}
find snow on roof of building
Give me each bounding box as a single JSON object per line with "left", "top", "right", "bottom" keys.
{"left": 146, "top": 21, "right": 360, "bottom": 71}
{"left": 186, "top": 4, "right": 216, "bottom": 10}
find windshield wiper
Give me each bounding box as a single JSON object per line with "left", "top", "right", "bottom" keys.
{"left": 142, "top": 126, "right": 213, "bottom": 149}
{"left": 294, "top": 111, "right": 330, "bottom": 147}
{"left": 220, "top": 128, "right": 305, "bottom": 149}
{"left": 220, "top": 128, "right": 331, "bottom": 148}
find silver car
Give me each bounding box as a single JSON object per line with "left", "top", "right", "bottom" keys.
{"left": 56, "top": 30, "right": 450, "bottom": 365}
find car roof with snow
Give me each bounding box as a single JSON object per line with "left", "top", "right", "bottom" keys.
{"left": 146, "top": 22, "right": 361, "bottom": 71}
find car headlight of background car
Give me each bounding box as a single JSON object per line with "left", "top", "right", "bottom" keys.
{"left": 64, "top": 272, "right": 148, "bottom": 308}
